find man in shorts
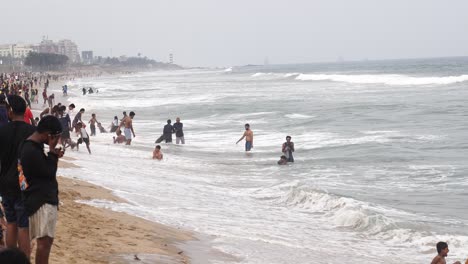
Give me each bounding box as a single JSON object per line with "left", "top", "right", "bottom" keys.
{"left": 236, "top": 123, "right": 254, "bottom": 151}
{"left": 0, "top": 95, "right": 35, "bottom": 257}
{"left": 19, "top": 115, "right": 64, "bottom": 264}
{"left": 118, "top": 111, "right": 135, "bottom": 145}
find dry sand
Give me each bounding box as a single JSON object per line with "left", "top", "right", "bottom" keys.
{"left": 43, "top": 158, "right": 193, "bottom": 263}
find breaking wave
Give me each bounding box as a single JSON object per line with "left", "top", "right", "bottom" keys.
{"left": 251, "top": 72, "right": 468, "bottom": 85}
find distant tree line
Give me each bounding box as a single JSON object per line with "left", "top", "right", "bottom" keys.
{"left": 24, "top": 52, "right": 69, "bottom": 70}
{"left": 102, "top": 56, "right": 157, "bottom": 66}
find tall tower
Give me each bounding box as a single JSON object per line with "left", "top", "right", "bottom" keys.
{"left": 169, "top": 53, "right": 173, "bottom": 64}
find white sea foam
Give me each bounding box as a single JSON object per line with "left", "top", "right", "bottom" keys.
{"left": 295, "top": 73, "right": 468, "bottom": 85}
{"left": 56, "top": 65, "right": 468, "bottom": 264}
{"left": 284, "top": 113, "right": 314, "bottom": 119}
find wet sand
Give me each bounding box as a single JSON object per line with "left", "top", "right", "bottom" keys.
{"left": 46, "top": 173, "right": 192, "bottom": 264}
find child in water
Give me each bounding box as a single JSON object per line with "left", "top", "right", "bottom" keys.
{"left": 277, "top": 155, "right": 288, "bottom": 165}
{"left": 153, "top": 145, "right": 163, "bottom": 160}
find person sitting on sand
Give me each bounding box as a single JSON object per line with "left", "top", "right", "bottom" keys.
{"left": 277, "top": 155, "right": 288, "bottom": 165}
{"left": 113, "top": 130, "right": 126, "bottom": 144}
{"left": 153, "top": 145, "right": 163, "bottom": 160}
{"left": 431, "top": 242, "right": 461, "bottom": 264}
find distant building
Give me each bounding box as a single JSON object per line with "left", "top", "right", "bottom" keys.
{"left": 82, "top": 51, "right": 93, "bottom": 64}
{"left": 57, "top": 39, "right": 80, "bottom": 63}
{"left": 13, "top": 44, "right": 34, "bottom": 58}
{"left": 0, "top": 44, "right": 13, "bottom": 57}
{"left": 35, "top": 39, "right": 59, "bottom": 54}
{"left": 0, "top": 44, "right": 33, "bottom": 58}
{"left": 169, "top": 53, "right": 173, "bottom": 64}
{"left": 34, "top": 38, "right": 80, "bottom": 63}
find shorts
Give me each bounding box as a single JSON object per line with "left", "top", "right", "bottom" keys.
{"left": 124, "top": 128, "right": 132, "bottom": 140}
{"left": 61, "top": 130, "right": 70, "bottom": 140}
{"left": 29, "top": 204, "right": 58, "bottom": 240}
{"left": 77, "top": 138, "right": 89, "bottom": 145}
{"left": 1, "top": 196, "right": 29, "bottom": 228}
{"left": 245, "top": 141, "right": 252, "bottom": 151}
{"left": 176, "top": 137, "right": 185, "bottom": 144}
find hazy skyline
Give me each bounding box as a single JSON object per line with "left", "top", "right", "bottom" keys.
{"left": 2, "top": 0, "right": 467, "bottom": 67}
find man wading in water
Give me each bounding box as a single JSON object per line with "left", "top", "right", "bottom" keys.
{"left": 118, "top": 111, "right": 135, "bottom": 145}
{"left": 236, "top": 123, "right": 253, "bottom": 152}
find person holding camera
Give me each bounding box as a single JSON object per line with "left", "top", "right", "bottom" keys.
{"left": 19, "top": 115, "right": 64, "bottom": 264}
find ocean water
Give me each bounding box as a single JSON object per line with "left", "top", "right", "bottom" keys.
{"left": 56, "top": 57, "right": 467, "bottom": 264}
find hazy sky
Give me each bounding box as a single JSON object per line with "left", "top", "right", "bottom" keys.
{"left": 2, "top": 0, "right": 468, "bottom": 67}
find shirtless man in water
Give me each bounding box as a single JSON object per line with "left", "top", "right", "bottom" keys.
{"left": 431, "top": 242, "right": 461, "bottom": 264}
{"left": 236, "top": 123, "right": 253, "bottom": 151}
{"left": 118, "top": 111, "right": 135, "bottom": 145}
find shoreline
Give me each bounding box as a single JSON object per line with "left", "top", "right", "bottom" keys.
{"left": 52, "top": 174, "right": 193, "bottom": 264}
{"left": 30, "top": 79, "right": 196, "bottom": 264}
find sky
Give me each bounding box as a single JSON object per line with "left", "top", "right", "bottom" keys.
{"left": 1, "top": 0, "right": 468, "bottom": 67}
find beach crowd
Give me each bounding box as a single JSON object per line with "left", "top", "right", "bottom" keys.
{"left": 0, "top": 71, "right": 464, "bottom": 264}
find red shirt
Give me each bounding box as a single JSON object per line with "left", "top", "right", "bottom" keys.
{"left": 24, "top": 107, "right": 33, "bottom": 124}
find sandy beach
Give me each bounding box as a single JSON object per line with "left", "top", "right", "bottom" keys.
{"left": 20, "top": 80, "right": 188, "bottom": 264}
{"left": 35, "top": 158, "right": 192, "bottom": 264}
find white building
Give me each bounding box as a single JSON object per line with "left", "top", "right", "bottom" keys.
{"left": 0, "top": 44, "right": 13, "bottom": 57}
{"left": 57, "top": 39, "right": 80, "bottom": 63}
{"left": 0, "top": 44, "right": 33, "bottom": 58}
{"left": 13, "top": 44, "right": 34, "bottom": 58}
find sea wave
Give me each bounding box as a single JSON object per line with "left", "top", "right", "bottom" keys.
{"left": 295, "top": 73, "right": 468, "bottom": 85}
{"left": 251, "top": 72, "right": 468, "bottom": 85}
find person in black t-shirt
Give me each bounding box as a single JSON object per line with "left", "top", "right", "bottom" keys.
{"left": 0, "top": 95, "right": 35, "bottom": 257}
{"left": 163, "top": 119, "right": 175, "bottom": 143}
{"left": 19, "top": 115, "right": 63, "bottom": 264}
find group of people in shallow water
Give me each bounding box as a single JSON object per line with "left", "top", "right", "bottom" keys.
{"left": 235, "top": 123, "right": 295, "bottom": 165}
{"left": 2, "top": 72, "right": 466, "bottom": 264}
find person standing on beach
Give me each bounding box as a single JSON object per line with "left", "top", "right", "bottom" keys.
{"left": 42, "top": 89, "right": 47, "bottom": 106}
{"left": 163, "top": 119, "right": 175, "bottom": 143}
{"left": 0, "top": 95, "right": 35, "bottom": 257}
{"left": 110, "top": 116, "right": 119, "bottom": 132}
{"left": 0, "top": 95, "right": 8, "bottom": 127}
{"left": 121, "top": 111, "right": 127, "bottom": 122}
{"left": 431, "top": 242, "right": 461, "bottom": 264}
{"left": 173, "top": 117, "right": 185, "bottom": 144}
{"left": 24, "top": 106, "right": 34, "bottom": 126}
{"left": 236, "top": 123, "right": 253, "bottom": 151}
{"left": 67, "top": 104, "right": 75, "bottom": 118}
{"left": 47, "top": 94, "right": 54, "bottom": 109}
{"left": 72, "top": 108, "right": 85, "bottom": 133}
{"left": 88, "top": 114, "right": 98, "bottom": 136}
{"left": 19, "top": 115, "right": 64, "bottom": 264}
{"left": 58, "top": 106, "right": 72, "bottom": 149}
{"left": 282, "top": 136, "right": 295, "bottom": 162}
{"left": 118, "top": 111, "right": 135, "bottom": 145}
{"left": 77, "top": 122, "right": 91, "bottom": 154}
